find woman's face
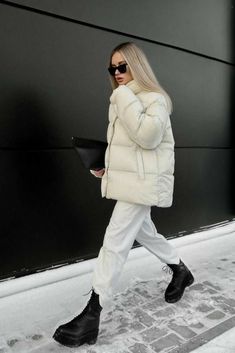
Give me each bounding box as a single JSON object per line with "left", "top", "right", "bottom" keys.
{"left": 111, "top": 51, "right": 133, "bottom": 85}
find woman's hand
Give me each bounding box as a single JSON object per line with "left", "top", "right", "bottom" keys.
{"left": 90, "top": 168, "right": 105, "bottom": 178}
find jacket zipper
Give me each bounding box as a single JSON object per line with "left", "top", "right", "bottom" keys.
{"left": 105, "top": 116, "right": 117, "bottom": 195}
{"left": 136, "top": 146, "right": 145, "bottom": 179}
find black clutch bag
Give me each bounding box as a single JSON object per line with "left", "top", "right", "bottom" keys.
{"left": 72, "top": 137, "right": 108, "bottom": 170}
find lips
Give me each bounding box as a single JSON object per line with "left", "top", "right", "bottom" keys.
{"left": 116, "top": 76, "right": 123, "bottom": 82}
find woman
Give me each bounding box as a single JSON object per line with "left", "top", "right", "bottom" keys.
{"left": 53, "top": 42, "right": 194, "bottom": 347}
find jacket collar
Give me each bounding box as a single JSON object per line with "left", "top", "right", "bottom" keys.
{"left": 110, "top": 80, "right": 141, "bottom": 104}
{"left": 126, "top": 80, "right": 142, "bottom": 94}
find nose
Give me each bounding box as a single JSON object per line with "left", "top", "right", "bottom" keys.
{"left": 114, "top": 68, "right": 121, "bottom": 75}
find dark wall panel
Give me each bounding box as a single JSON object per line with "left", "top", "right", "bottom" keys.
{"left": 0, "top": 149, "right": 115, "bottom": 278}
{"left": 5, "top": 0, "right": 233, "bottom": 63}
{"left": 153, "top": 149, "right": 234, "bottom": 236}
{"left": 0, "top": 4, "right": 110, "bottom": 148}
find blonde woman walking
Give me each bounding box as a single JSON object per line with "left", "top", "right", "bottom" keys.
{"left": 53, "top": 42, "right": 194, "bottom": 347}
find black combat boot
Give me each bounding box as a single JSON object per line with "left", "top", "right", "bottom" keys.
{"left": 53, "top": 290, "right": 102, "bottom": 347}
{"left": 164, "top": 260, "right": 194, "bottom": 303}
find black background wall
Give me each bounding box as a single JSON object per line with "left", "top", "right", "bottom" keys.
{"left": 0, "top": 0, "right": 234, "bottom": 280}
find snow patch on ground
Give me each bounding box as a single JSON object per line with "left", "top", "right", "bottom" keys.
{"left": 0, "top": 227, "right": 235, "bottom": 352}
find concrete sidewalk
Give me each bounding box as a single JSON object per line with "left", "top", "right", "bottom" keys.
{"left": 0, "top": 222, "right": 235, "bottom": 353}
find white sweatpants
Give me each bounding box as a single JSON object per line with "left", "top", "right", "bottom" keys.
{"left": 92, "top": 201, "right": 180, "bottom": 307}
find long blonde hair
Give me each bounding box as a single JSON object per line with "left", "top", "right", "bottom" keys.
{"left": 109, "top": 42, "right": 172, "bottom": 114}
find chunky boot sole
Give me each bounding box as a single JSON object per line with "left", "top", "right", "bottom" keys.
{"left": 165, "top": 274, "right": 194, "bottom": 304}
{"left": 53, "top": 329, "right": 98, "bottom": 347}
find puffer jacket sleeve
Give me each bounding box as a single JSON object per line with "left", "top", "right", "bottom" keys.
{"left": 112, "top": 85, "right": 169, "bottom": 149}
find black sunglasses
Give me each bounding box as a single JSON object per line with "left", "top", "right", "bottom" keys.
{"left": 108, "top": 63, "right": 128, "bottom": 76}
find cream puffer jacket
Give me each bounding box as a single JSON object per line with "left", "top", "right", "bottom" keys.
{"left": 101, "top": 79, "right": 175, "bottom": 207}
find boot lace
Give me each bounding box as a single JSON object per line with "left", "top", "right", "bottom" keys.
{"left": 70, "top": 289, "right": 94, "bottom": 322}
{"left": 83, "top": 288, "right": 93, "bottom": 297}
{"left": 162, "top": 265, "right": 173, "bottom": 275}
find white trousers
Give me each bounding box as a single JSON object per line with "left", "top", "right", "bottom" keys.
{"left": 92, "top": 201, "right": 180, "bottom": 307}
